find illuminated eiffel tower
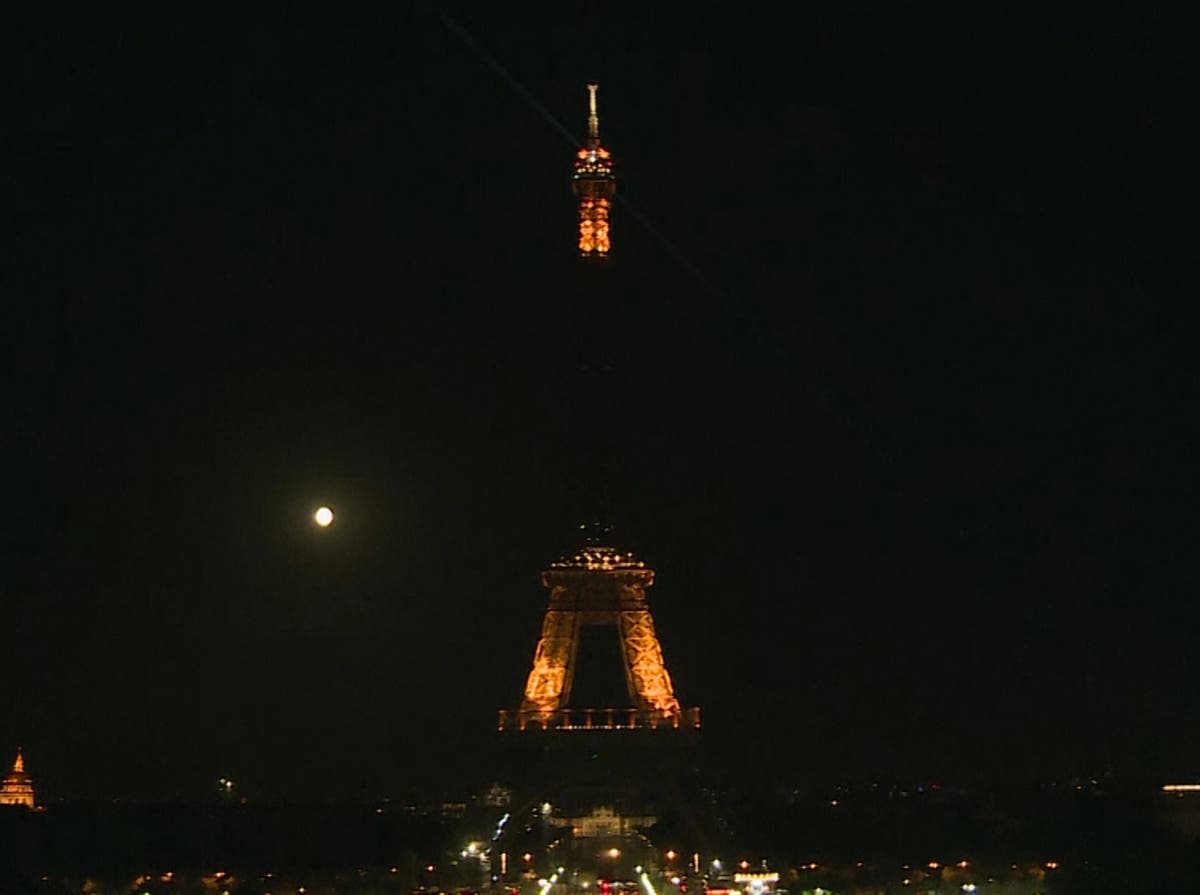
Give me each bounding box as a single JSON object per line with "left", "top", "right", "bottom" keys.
{"left": 490, "top": 529, "right": 711, "bottom": 876}
{"left": 481, "top": 87, "right": 721, "bottom": 878}
{"left": 495, "top": 86, "right": 699, "bottom": 735}
{"left": 499, "top": 527, "right": 699, "bottom": 733}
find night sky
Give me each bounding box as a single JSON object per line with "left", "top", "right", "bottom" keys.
{"left": 7, "top": 6, "right": 1193, "bottom": 800}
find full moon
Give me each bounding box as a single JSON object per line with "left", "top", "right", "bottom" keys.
{"left": 314, "top": 506, "right": 334, "bottom": 527}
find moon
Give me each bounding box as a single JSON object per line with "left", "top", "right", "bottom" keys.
{"left": 314, "top": 506, "right": 334, "bottom": 527}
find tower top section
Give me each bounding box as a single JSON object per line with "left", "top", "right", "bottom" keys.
{"left": 587, "top": 82, "right": 601, "bottom": 148}
{"left": 12, "top": 748, "right": 23, "bottom": 774}
{"left": 550, "top": 542, "right": 646, "bottom": 571}
{"left": 572, "top": 82, "right": 616, "bottom": 258}
{"left": 573, "top": 83, "right": 615, "bottom": 177}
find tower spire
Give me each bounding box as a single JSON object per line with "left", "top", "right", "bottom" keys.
{"left": 572, "top": 83, "right": 616, "bottom": 257}
{"left": 12, "top": 747, "right": 23, "bottom": 774}
{"left": 587, "top": 82, "right": 600, "bottom": 148}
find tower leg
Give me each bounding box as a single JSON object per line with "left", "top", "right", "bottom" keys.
{"left": 521, "top": 608, "right": 581, "bottom": 724}
{"left": 618, "top": 609, "right": 681, "bottom": 719}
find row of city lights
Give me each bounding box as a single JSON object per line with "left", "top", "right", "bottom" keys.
{"left": 109, "top": 853, "right": 1065, "bottom": 895}
{"left": 513, "top": 851, "right": 1061, "bottom": 875}
{"left": 451, "top": 819, "right": 1066, "bottom": 886}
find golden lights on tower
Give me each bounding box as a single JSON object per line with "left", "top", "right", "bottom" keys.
{"left": 498, "top": 541, "right": 699, "bottom": 732}
{"left": 573, "top": 83, "right": 615, "bottom": 258}
{"left": 0, "top": 747, "right": 35, "bottom": 809}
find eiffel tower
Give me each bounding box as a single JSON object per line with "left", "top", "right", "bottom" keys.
{"left": 498, "top": 528, "right": 700, "bottom": 732}
{"left": 492, "top": 528, "right": 714, "bottom": 874}
{"left": 493, "top": 86, "right": 698, "bottom": 735}
{"left": 482, "top": 87, "right": 719, "bottom": 876}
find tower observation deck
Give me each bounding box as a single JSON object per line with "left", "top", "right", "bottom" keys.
{"left": 573, "top": 83, "right": 616, "bottom": 258}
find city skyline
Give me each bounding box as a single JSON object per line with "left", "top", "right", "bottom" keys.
{"left": 6, "top": 6, "right": 1192, "bottom": 801}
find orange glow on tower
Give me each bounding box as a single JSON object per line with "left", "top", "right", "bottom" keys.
{"left": 573, "top": 83, "right": 616, "bottom": 258}
{"left": 498, "top": 536, "right": 699, "bottom": 733}
{"left": 1, "top": 747, "right": 35, "bottom": 808}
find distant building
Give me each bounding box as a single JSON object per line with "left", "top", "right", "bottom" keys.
{"left": 442, "top": 800, "right": 468, "bottom": 820}
{"left": 733, "top": 872, "right": 779, "bottom": 895}
{"left": 0, "top": 747, "right": 35, "bottom": 808}
{"left": 549, "top": 804, "right": 657, "bottom": 839}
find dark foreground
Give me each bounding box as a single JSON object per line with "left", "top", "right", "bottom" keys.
{"left": 2, "top": 779, "right": 1199, "bottom": 894}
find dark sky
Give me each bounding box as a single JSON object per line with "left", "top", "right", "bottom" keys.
{"left": 6, "top": 5, "right": 1194, "bottom": 800}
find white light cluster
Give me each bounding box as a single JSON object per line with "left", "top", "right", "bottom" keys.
{"left": 540, "top": 868, "right": 563, "bottom": 895}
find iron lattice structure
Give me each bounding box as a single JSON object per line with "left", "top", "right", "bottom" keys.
{"left": 500, "top": 543, "right": 699, "bottom": 732}
{"left": 573, "top": 83, "right": 615, "bottom": 257}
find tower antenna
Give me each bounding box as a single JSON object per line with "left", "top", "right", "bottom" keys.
{"left": 587, "top": 82, "right": 601, "bottom": 147}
